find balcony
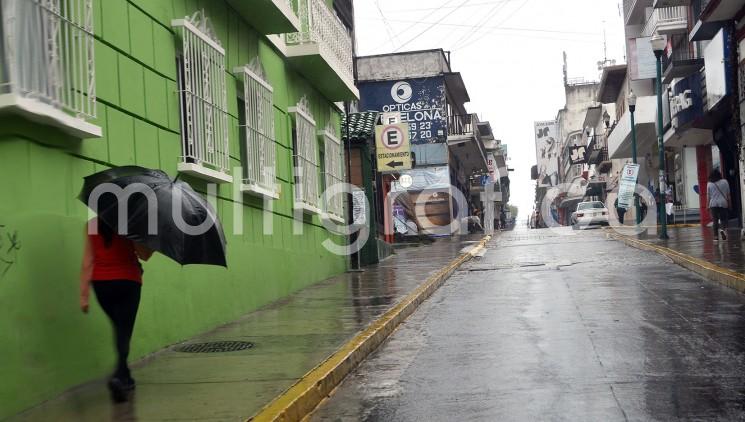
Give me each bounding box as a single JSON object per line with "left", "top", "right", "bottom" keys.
{"left": 642, "top": 6, "right": 688, "bottom": 37}
{"left": 662, "top": 39, "right": 704, "bottom": 83}
{"left": 689, "top": 0, "right": 726, "bottom": 40}
{"left": 624, "top": 0, "right": 654, "bottom": 24}
{"left": 654, "top": 0, "right": 690, "bottom": 8}
{"left": 0, "top": 0, "right": 100, "bottom": 138}
{"left": 225, "top": 0, "right": 300, "bottom": 34}
{"left": 447, "top": 113, "right": 478, "bottom": 139}
{"left": 586, "top": 136, "right": 609, "bottom": 165}
{"left": 285, "top": 0, "right": 358, "bottom": 101}
{"left": 447, "top": 114, "right": 488, "bottom": 176}
{"left": 698, "top": 0, "right": 745, "bottom": 22}
{"left": 607, "top": 95, "right": 658, "bottom": 159}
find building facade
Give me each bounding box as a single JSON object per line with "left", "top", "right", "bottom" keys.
{"left": 0, "top": 0, "right": 358, "bottom": 417}
{"left": 355, "top": 49, "right": 501, "bottom": 237}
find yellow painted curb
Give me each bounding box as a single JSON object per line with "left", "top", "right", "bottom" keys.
{"left": 247, "top": 236, "right": 491, "bottom": 422}
{"left": 609, "top": 232, "right": 745, "bottom": 293}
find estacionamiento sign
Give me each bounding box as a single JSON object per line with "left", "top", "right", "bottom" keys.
{"left": 375, "top": 123, "right": 412, "bottom": 172}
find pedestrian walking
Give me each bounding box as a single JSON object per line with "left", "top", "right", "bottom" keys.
{"left": 614, "top": 197, "right": 626, "bottom": 225}
{"left": 499, "top": 209, "right": 507, "bottom": 231}
{"left": 707, "top": 169, "right": 731, "bottom": 241}
{"left": 665, "top": 184, "right": 674, "bottom": 224}
{"left": 80, "top": 218, "right": 153, "bottom": 402}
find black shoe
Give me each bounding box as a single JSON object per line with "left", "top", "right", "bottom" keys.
{"left": 108, "top": 378, "right": 128, "bottom": 403}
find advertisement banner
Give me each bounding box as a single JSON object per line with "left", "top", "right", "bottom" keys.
{"left": 628, "top": 36, "right": 657, "bottom": 80}
{"left": 534, "top": 120, "right": 559, "bottom": 187}
{"left": 486, "top": 152, "right": 496, "bottom": 183}
{"left": 569, "top": 145, "right": 587, "bottom": 165}
{"left": 618, "top": 163, "right": 640, "bottom": 209}
{"left": 359, "top": 77, "right": 447, "bottom": 145}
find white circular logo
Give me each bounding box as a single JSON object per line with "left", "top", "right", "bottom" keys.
{"left": 399, "top": 174, "right": 413, "bottom": 188}
{"left": 391, "top": 81, "right": 413, "bottom": 104}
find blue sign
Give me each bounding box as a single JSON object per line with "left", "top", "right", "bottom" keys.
{"left": 359, "top": 77, "right": 447, "bottom": 145}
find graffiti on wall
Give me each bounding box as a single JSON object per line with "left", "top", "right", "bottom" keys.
{"left": 0, "top": 224, "right": 22, "bottom": 279}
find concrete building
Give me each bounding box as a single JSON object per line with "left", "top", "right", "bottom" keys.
{"left": 0, "top": 0, "right": 359, "bottom": 417}
{"left": 605, "top": 0, "right": 742, "bottom": 225}
{"left": 355, "top": 49, "right": 502, "bottom": 236}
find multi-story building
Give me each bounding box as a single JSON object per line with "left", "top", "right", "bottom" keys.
{"left": 0, "top": 0, "right": 359, "bottom": 417}
{"left": 355, "top": 49, "right": 498, "bottom": 236}
{"left": 603, "top": 0, "right": 741, "bottom": 225}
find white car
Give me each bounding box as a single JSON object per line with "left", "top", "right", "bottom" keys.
{"left": 571, "top": 201, "right": 609, "bottom": 229}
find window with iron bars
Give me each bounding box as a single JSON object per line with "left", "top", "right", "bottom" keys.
{"left": 172, "top": 11, "right": 231, "bottom": 182}
{"left": 0, "top": 0, "right": 98, "bottom": 137}
{"left": 235, "top": 59, "right": 277, "bottom": 198}
{"left": 290, "top": 96, "right": 321, "bottom": 214}
{"left": 320, "top": 122, "right": 344, "bottom": 222}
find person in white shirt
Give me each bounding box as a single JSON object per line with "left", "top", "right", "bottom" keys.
{"left": 707, "top": 169, "right": 730, "bottom": 241}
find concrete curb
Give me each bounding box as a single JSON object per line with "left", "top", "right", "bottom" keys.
{"left": 608, "top": 232, "right": 745, "bottom": 293}
{"left": 247, "top": 236, "right": 491, "bottom": 422}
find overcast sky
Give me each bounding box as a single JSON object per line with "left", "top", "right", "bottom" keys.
{"left": 354, "top": 0, "right": 626, "bottom": 220}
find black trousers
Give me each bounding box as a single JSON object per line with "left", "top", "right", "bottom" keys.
{"left": 617, "top": 208, "right": 626, "bottom": 225}
{"left": 93, "top": 280, "right": 141, "bottom": 381}
{"left": 711, "top": 207, "right": 729, "bottom": 236}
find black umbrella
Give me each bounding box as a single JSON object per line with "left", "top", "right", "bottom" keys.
{"left": 79, "top": 166, "right": 227, "bottom": 267}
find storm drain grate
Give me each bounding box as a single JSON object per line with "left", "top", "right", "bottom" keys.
{"left": 175, "top": 341, "right": 254, "bottom": 353}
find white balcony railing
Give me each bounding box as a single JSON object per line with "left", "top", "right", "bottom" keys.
{"left": 285, "top": 0, "right": 353, "bottom": 83}
{"left": 1, "top": 0, "right": 98, "bottom": 136}
{"left": 642, "top": 6, "right": 688, "bottom": 36}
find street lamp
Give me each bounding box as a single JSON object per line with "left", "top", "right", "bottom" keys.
{"left": 651, "top": 34, "right": 669, "bottom": 239}
{"left": 628, "top": 90, "right": 641, "bottom": 225}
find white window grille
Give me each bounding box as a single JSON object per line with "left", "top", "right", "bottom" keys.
{"left": 235, "top": 58, "right": 277, "bottom": 198}
{"left": 0, "top": 0, "right": 99, "bottom": 137}
{"left": 172, "top": 11, "right": 231, "bottom": 183}
{"left": 320, "top": 121, "right": 344, "bottom": 222}
{"left": 289, "top": 96, "right": 321, "bottom": 214}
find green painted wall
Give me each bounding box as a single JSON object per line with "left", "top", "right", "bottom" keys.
{"left": 0, "top": 0, "right": 347, "bottom": 418}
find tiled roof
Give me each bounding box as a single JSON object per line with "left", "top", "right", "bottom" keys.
{"left": 341, "top": 111, "right": 379, "bottom": 142}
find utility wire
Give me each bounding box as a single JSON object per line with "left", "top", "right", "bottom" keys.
{"left": 450, "top": 0, "right": 509, "bottom": 50}
{"left": 358, "top": 17, "right": 597, "bottom": 36}
{"left": 393, "top": 0, "right": 472, "bottom": 52}
{"left": 385, "top": 0, "right": 516, "bottom": 12}
{"left": 453, "top": 0, "right": 531, "bottom": 52}
{"left": 374, "top": 0, "right": 398, "bottom": 50}
{"left": 373, "top": 0, "right": 453, "bottom": 51}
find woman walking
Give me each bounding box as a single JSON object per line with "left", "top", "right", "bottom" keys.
{"left": 80, "top": 218, "right": 152, "bottom": 402}
{"left": 707, "top": 169, "right": 731, "bottom": 241}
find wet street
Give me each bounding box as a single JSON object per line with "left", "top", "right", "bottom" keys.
{"left": 311, "top": 228, "right": 745, "bottom": 421}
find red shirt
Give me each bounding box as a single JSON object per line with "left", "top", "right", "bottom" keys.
{"left": 88, "top": 231, "right": 143, "bottom": 283}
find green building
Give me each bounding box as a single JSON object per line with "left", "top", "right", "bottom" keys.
{"left": 0, "top": 0, "right": 358, "bottom": 417}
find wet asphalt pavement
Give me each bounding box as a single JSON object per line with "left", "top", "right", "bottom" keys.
{"left": 311, "top": 228, "right": 745, "bottom": 421}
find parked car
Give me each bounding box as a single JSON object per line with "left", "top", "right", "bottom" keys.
{"left": 571, "top": 201, "right": 609, "bottom": 229}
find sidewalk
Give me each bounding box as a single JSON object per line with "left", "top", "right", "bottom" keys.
{"left": 10, "top": 235, "right": 484, "bottom": 422}
{"left": 633, "top": 226, "right": 745, "bottom": 273}
{"left": 610, "top": 226, "right": 745, "bottom": 293}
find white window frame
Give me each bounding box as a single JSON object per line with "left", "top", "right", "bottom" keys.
{"left": 319, "top": 121, "right": 345, "bottom": 223}
{"left": 172, "top": 11, "right": 232, "bottom": 184}
{"left": 289, "top": 96, "right": 321, "bottom": 214}
{"left": 235, "top": 58, "right": 278, "bottom": 199}
{"left": 0, "top": 0, "right": 100, "bottom": 138}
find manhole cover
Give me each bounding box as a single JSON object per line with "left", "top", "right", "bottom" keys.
{"left": 175, "top": 341, "right": 254, "bottom": 353}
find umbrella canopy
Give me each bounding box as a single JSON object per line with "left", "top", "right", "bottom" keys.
{"left": 80, "top": 166, "right": 227, "bottom": 267}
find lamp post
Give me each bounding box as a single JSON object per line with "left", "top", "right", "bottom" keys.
{"left": 651, "top": 34, "right": 669, "bottom": 239}
{"left": 628, "top": 91, "right": 641, "bottom": 225}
